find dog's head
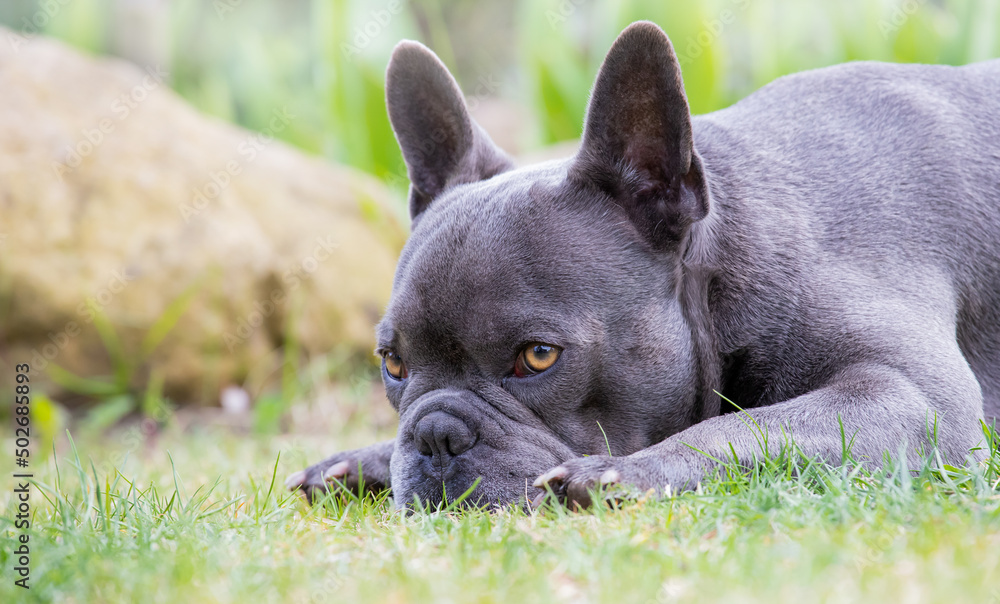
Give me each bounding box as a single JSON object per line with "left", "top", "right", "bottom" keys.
{"left": 380, "top": 22, "right": 715, "bottom": 508}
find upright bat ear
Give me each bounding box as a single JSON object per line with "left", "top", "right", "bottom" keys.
{"left": 385, "top": 41, "right": 513, "bottom": 222}
{"left": 570, "top": 21, "right": 711, "bottom": 251}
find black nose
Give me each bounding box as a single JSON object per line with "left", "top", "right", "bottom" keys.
{"left": 414, "top": 412, "right": 476, "bottom": 462}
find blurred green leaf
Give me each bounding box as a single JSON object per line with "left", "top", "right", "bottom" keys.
{"left": 30, "top": 394, "right": 65, "bottom": 461}
{"left": 81, "top": 394, "right": 135, "bottom": 434}
{"left": 86, "top": 300, "right": 130, "bottom": 388}
{"left": 46, "top": 363, "right": 124, "bottom": 398}
{"left": 141, "top": 368, "right": 168, "bottom": 419}
{"left": 140, "top": 281, "right": 201, "bottom": 359}
{"left": 40, "top": 0, "right": 106, "bottom": 53}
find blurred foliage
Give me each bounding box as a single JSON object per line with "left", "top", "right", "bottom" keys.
{"left": 42, "top": 282, "right": 196, "bottom": 432}
{"left": 519, "top": 0, "right": 1000, "bottom": 142}
{"left": 2, "top": 0, "right": 998, "bottom": 190}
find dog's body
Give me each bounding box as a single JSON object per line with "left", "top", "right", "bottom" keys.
{"left": 288, "top": 22, "right": 1000, "bottom": 509}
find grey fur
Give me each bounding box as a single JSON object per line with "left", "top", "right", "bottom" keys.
{"left": 289, "top": 22, "right": 1000, "bottom": 509}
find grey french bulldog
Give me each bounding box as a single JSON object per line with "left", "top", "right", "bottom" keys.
{"left": 286, "top": 21, "right": 1000, "bottom": 510}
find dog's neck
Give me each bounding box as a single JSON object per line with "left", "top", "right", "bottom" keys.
{"left": 679, "top": 156, "right": 811, "bottom": 417}
{"left": 678, "top": 200, "right": 725, "bottom": 423}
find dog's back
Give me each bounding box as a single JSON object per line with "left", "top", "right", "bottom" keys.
{"left": 693, "top": 59, "right": 1000, "bottom": 424}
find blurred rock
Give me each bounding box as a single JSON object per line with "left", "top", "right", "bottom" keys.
{"left": 0, "top": 28, "right": 407, "bottom": 405}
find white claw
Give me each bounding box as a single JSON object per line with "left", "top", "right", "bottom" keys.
{"left": 599, "top": 469, "right": 621, "bottom": 485}
{"left": 323, "top": 461, "right": 350, "bottom": 481}
{"left": 284, "top": 470, "right": 306, "bottom": 489}
{"left": 532, "top": 465, "right": 568, "bottom": 488}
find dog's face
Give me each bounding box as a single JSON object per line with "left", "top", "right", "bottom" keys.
{"left": 381, "top": 22, "right": 714, "bottom": 508}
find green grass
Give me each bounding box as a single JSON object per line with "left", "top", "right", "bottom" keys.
{"left": 3, "top": 421, "right": 999, "bottom": 603}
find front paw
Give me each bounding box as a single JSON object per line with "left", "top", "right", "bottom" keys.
{"left": 285, "top": 444, "right": 392, "bottom": 504}
{"left": 532, "top": 455, "right": 683, "bottom": 510}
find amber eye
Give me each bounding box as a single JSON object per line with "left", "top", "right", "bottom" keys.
{"left": 382, "top": 351, "right": 407, "bottom": 380}
{"left": 514, "top": 343, "right": 562, "bottom": 377}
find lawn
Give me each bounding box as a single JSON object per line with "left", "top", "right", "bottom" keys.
{"left": 3, "top": 403, "right": 999, "bottom": 603}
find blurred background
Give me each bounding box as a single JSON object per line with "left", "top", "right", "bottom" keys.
{"left": 0, "top": 0, "right": 998, "bottom": 457}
